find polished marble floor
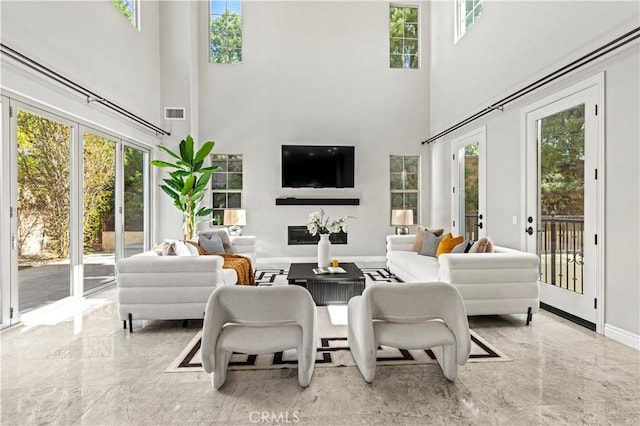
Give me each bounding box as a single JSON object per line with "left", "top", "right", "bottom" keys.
{"left": 1, "top": 286, "right": 639, "bottom": 425}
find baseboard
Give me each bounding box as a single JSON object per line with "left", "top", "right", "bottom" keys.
{"left": 604, "top": 324, "right": 640, "bottom": 350}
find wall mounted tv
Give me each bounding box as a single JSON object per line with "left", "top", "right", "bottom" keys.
{"left": 282, "top": 145, "right": 355, "bottom": 188}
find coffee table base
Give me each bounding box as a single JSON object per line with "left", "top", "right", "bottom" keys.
{"left": 302, "top": 279, "right": 365, "bottom": 305}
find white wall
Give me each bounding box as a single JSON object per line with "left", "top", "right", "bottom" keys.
{"left": 156, "top": 1, "right": 431, "bottom": 256}
{"left": 0, "top": 1, "right": 163, "bottom": 144}
{"left": 429, "top": 1, "right": 640, "bottom": 337}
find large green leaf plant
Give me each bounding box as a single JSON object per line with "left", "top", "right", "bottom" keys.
{"left": 151, "top": 135, "right": 218, "bottom": 240}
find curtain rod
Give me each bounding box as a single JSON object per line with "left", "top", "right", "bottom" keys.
{"left": 0, "top": 43, "right": 170, "bottom": 137}
{"left": 422, "top": 26, "right": 640, "bottom": 145}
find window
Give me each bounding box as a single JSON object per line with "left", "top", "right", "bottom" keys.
{"left": 390, "top": 155, "right": 419, "bottom": 223}
{"left": 111, "top": 0, "right": 138, "bottom": 28}
{"left": 210, "top": 0, "right": 242, "bottom": 64}
{"left": 389, "top": 5, "right": 419, "bottom": 69}
{"left": 455, "top": 0, "right": 483, "bottom": 41}
{"left": 211, "top": 154, "right": 243, "bottom": 224}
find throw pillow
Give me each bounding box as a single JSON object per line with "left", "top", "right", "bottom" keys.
{"left": 436, "top": 233, "right": 464, "bottom": 258}
{"left": 161, "top": 239, "right": 192, "bottom": 256}
{"left": 469, "top": 237, "right": 495, "bottom": 253}
{"left": 452, "top": 240, "right": 474, "bottom": 253}
{"left": 198, "top": 232, "right": 225, "bottom": 254}
{"left": 412, "top": 226, "right": 445, "bottom": 252}
{"left": 419, "top": 231, "right": 446, "bottom": 257}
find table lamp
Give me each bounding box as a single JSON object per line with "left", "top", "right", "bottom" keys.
{"left": 223, "top": 209, "right": 246, "bottom": 236}
{"left": 391, "top": 209, "right": 413, "bottom": 235}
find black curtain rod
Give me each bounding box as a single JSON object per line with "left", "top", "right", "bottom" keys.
{"left": 422, "top": 26, "right": 640, "bottom": 145}
{"left": 0, "top": 43, "right": 170, "bottom": 137}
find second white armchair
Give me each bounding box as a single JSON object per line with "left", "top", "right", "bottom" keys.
{"left": 348, "top": 282, "right": 471, "bottom": 382}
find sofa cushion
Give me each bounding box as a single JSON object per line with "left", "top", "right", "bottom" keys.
{"left": 436, "top": 233, "right": 464, "bottom": 258}
{"left": 412, "top": 226, "right": 445, "bottom": 252}
{"left": 387, "top": 251, "right": 440, "bottom": 282}
{"left": 469, "top": 237, "right": 494, "bottom": 253}
{"left": 419, "top": 231, "right": 446, "bottom": 257}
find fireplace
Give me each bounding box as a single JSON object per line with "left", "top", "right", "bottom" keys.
{"left": 287, "top": 226, "right": 347, "bottom": 245}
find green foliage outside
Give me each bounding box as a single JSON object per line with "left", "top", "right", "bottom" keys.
{"left": 112, "top": 0, "right": 133, "bottom": 21}
{"left": 540, "top": 105, "right": 585, "bottom": 216}
{"left": 211, "top": 11, "right": 242, "bottom": 63}
{"left": 390, "top": 6, "right": 419, "bottom": 69}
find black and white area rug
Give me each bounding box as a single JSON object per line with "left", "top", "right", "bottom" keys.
{"left": 254, "top": 267, "right": 400, "bottom": 286}
{"left": 166, "top": 286, "right": 511, "bottom": 373}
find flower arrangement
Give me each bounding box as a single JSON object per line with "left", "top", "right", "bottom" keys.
{"left": 307, "top": 209, "right": 354, "bottom": 236}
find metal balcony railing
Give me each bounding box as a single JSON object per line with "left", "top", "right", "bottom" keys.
{"left": 539, "top": 215, "right": 584, "bottom": 294}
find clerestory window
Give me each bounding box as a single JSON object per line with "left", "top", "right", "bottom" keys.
{"left": 210, "top": 0, "right": 243, "bottom": 64}
{"left": 455, "top": 0, "right": 483, "bottom": 42}
{"left": 111, "top": 0, "right": 139, "bottom": 28}
{"left": 389, "top": 5, "right": 419, "bottom": 69}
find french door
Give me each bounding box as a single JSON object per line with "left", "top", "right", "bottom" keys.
{"left": 524, "top": 80, "right": 602, "bottom": 329}
{"left": 451, "top": 127, "right": 486, "bottom": 240}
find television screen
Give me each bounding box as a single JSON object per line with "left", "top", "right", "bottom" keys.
{"left": 282, "top": 145, "right": 355, "bottom": 188}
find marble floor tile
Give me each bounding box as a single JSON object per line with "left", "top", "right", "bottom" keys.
{"left": 1, "top": 286, "right": 638, "bottom": 426}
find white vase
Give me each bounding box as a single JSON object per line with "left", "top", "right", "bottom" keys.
{"left": 317, "top": 234, "right": 331, "bottom": 268}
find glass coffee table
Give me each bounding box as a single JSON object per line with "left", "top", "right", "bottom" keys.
{"left": 287, "top": 262, "right": 366, "bottom": 305}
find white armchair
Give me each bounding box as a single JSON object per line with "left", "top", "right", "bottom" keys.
{"left": 201, "top": 285, "right": 317, "bottom": 389}
{"left": 347, "top": 282, "right": 471, "bottom": 382}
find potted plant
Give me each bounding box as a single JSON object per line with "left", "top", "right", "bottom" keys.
{"left": 151, "top": 135, "right": 218, "bottom": 240}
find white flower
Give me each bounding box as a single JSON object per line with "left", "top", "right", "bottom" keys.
{"left": 306, "top": 209, "right": 355, "bottom": 236}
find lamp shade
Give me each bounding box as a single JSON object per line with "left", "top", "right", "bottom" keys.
{"left": 223, "top": 209, "right": 247, "bottom": 226}
{"left": 391, "top": 209, "right": 414, "bottom": 226}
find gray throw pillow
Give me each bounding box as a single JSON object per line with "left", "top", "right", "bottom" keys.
{"left": 216, "top": 229, "right": 236, "bottom": 253}
{"left": 452, "top": 240, "right": 474, "bottom": 254}
{"left": 419, "top": 232, "right": 446, "bottom": 257}
{"left": 198, "top": 233, "right": 225, "bottom": 254}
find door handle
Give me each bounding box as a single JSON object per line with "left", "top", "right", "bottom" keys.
{"left": 526, "top": 226, "right": 534, "bottom": 235}
{"left": 478, "top": 222, "right": 483, "bottom": 229}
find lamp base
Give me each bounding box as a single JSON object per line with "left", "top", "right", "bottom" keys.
{"left": 395, "top": 226, "right": 409, "bottom": 235}
{"left": 228, "top": 226, "right": 243, "bottom": 236}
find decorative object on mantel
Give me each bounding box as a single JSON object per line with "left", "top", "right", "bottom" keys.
{"left": 391, "top": 209, "right": 414, "bottom": 235}
{"left": 307, "top": 209, "right": 354, "bottom": 268}
{"left": 223, "top": 209, "right": 246, "bottom": 236}
{"left": 151, "top": 135, "right": 217, "bottom": 240}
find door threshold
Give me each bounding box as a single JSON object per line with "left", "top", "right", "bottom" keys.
{"left": 540, "top": 302, "right": 596, "bottom": 331}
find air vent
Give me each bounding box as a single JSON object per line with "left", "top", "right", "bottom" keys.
{"left": 164, "top": 107, "right": 185, "bottom": 120}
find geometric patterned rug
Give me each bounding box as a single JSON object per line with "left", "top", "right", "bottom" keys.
{"left": 166, "top": 269, "right": 512, "bottom": 373}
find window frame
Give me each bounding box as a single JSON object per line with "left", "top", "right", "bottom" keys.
{"left": 390, "top": 155, "right": 420, "bottom": 225}
{"left": 455, "top": 0, "right": 483, "bottom": 42}
{"left": 210, "top": 154, "right": 243, "bottom": 225}
{"left": 389, "top": 4, "right": 420, "bottom": 70}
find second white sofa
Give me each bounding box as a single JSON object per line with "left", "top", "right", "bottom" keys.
{"left": 386, "top": 235, "right": 540, "bottom": 324}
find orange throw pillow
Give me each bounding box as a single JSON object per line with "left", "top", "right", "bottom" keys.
{"left": 412, "top": 226, "right": 445, "bottom": 252}
{"left": 436, "top": 233, "right": 464, "bottom": 258}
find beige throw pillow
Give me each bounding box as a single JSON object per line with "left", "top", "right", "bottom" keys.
{"left": 468, "top": 237, "right": 495, "bottom": 253}
{"left": 411, "top": 226, "right": 445, "bottom": 252}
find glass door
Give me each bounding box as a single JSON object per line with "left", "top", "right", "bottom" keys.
{"left": 122, "top": 145, "right": 148, "bottom": 258}
{"left": 525, "top": 85, "right": 599, "bottom": 326}
{"left": 82, "top": 129, "right": 117, "bottom": 293}
{"left": 14, "top": 107, "right": 73, "bottom": 315}
{"left": 451, "top": 127, "right": 486, "bottom": 240}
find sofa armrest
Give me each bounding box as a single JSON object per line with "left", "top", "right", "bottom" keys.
{"left": 386, "top": 235, "right": 416, "bottom": 252}
{"left": 230, "top": 235, "right": 256, "bottom": 252}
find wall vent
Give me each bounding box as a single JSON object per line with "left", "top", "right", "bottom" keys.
{"left": 164, "top": 107, "right": 185, "bottom": 120}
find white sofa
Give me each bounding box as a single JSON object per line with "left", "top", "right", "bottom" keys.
{"left": 386, "top": 235, "right": 540, "bottom": 324}
{"left": 116, "top": 235, "right": 257, "bottom": 331}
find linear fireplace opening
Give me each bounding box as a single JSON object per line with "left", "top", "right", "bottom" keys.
{"left": 288, "top": 226, "right": 347, "bottom": 245}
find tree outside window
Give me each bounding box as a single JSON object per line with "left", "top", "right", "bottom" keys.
{"left": 390, "top": 155, "right": 420, "bottom": 224}
{"left": 210, "top": 0, "right": 242, "bottom": 64}
{"left": 390, "top": 5, "right": 419, "bottom": 69}
{"left": 211, "top": 154, "right": 243, "bottom": 224}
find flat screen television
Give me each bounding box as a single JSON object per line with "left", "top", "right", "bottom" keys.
{"left": 282, "top": 145, "right": 355, "bottom": 188}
